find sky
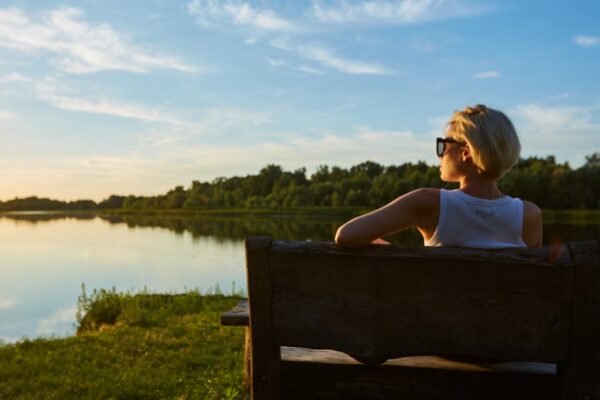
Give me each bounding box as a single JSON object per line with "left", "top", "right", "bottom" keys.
{"left": 0, "top": 0, "right": 599, "bottom": 201}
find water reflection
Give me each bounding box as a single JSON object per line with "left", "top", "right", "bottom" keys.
{"left": 107, "top": 213, "right": 431, "bottom": 246}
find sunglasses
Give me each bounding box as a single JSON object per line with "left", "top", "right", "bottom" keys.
{"left": 436, "top": 137, "right": 464, "bottom": 157}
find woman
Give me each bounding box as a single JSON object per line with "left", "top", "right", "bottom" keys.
{"left": 335, "top": 104, "right": 543, "bottom": 249}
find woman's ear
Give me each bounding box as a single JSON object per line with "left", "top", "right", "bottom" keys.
{"left": 460, "top": 146, "right": 472, "bottom": 163}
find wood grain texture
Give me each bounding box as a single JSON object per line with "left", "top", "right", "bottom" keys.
{"left": 269, "top": 240, "right": 573, "bottom": 362}
{"left": 245, "top": 237, "right": 281, "bottom": 400}
{"left": 559, "top": 240, "right": 600, "bottom": 400}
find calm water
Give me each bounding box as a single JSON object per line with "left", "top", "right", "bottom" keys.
{"left": 0, "top": 212, "right": 598, "bottom": 343}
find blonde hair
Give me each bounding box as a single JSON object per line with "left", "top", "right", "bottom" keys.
{"left": 448, "top": 104, "right": 521, "bottom": 180}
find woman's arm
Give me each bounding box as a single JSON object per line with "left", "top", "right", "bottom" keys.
{"left": 335, "top": 188, "right": 439, "bottom": 247}
{"left": 522, "top": 200, "right": 543, "bottom": 248}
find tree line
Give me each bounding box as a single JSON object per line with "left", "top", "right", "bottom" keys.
{"left": 1, "top": 153, "right": 598, "bottom": 212}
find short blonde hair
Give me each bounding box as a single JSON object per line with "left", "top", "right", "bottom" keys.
{"left": 448, "top": 104, "right": 521, "bottom": 180}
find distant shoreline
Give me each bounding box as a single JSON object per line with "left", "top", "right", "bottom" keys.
{"left": 1, "top": 207, "right": 599, "bottom": 224}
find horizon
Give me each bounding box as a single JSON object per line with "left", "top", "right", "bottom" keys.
{"left": 1, "top": 1, "right": 599, "bottom": 201}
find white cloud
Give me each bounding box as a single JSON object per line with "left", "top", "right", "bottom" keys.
{"left": 36, "top": 306, "right": 77, "bottom": 336}
{"left": 245, "top": 37, "right": 258, "bottom": 45}
{"left": 0, "top": 72, "right": 31, "bottom": 83}
{"left": 311, "top": 0, "right": 487, "bottom": 25}
{"left": 0, "top": 111, "right": 16, "bottom": 121}
{"left": 511, "top": 103, "right": 600, "bottom": 166}
{"left": 270, "top": 39, "right": 391, "bottom": 75}
{"left": 472, "top": 70, "right": 499, "bottom": 79}
{"left": 0, "top": 7, "right": 197, "bottom": 74}
{"left": 574, "top": 35, "right": 600, "bottom": 47}
{"left": 0, "top": 298, "right": 17, "bottom": 310}
{"left": 188, "top": 0, "right": 296, "bottom": 32}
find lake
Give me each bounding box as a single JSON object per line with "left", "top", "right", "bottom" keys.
{"left": 1, "top": 211, "right": 598, "bottom": 343}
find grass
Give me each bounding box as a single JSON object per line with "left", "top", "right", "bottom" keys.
{"left": 0, "top": 287, "right": 246, "bottom": 400}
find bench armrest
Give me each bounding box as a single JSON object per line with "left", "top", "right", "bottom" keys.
{"left": 221, "top": 299, "right": 249, "bottom": 326}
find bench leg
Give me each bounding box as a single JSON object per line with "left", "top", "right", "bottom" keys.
{"left": 250, "top": 332, "right": 281, "bottom": 400}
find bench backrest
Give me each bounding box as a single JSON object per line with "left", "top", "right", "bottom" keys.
{"left": 245, "top": 237, "right": 600, "bottom": 399}
{"left": 247, "top": 237, "right": 597, "bottom": 361}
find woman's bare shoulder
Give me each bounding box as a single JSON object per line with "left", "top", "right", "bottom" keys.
{"left": 522, "top": 200, "right": 543, "bottom": 247}
{"left": 407, "top": 187, "right": 440, "bottom": 205}
{"left": 522, "top": 200, "right": 542, "bottom": 220}
{"left": 384, "top": 187, "right": 439, "bottom": 212}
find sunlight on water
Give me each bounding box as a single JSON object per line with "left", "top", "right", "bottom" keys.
{"left": 0, "top": 215, "right": 245, "bottom": 343}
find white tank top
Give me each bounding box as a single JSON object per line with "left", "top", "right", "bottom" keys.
{"left": 424, "top": 189, "right": 526, "bottom": 249}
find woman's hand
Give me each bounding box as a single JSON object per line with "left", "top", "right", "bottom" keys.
{"left": 371, "top": 238, "right": 391, "bottom": 245}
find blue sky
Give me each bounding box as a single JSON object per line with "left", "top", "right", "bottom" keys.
{"left": 0, "top": 0, "right": 599, "bottom": 201}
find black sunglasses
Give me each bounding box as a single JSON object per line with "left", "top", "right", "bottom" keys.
{"left": 436, "top": 137, "right": 464, "bottom": 157}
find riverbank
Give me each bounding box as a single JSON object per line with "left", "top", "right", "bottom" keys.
{"left": 0, "top": 291, "right": 246, "bottom": 400}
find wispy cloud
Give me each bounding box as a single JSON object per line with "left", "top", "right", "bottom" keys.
{"left": 188, "top": 0, "right": 296, "bottom": 32}
{"left": 266, "top": 57, "right": 325, "bottom": 75}
{"left": 266, "top": 58, "right": 286, "bottom": 67}
{"left": 3, "top": 74, "right": 270, "bottom": 131}
{"left": 311, "top": 0, "right": 488, "bottom": 25}
{"left": 0, "top": 7, "right": 197, "bottom": 74}
{"left": 297, "top": 44, "right": 392, "bottom": 75}
{"left": 270, "top": 39, "right": 391, "bottom": 75}
{"left": 297, "top": 65, "right": 324, "bottom": 75}
{"left": 574, "top": 35, "right": 600, "bottom": 48}
{"left": 31, "top": 77, "right": 195, "bottom": 126}
{"left": 472, "top": 70, "right": 499, "bottom": 79}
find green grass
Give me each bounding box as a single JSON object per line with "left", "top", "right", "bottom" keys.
{"left": 0, "top": 288, "right": 246, "bottom": 400}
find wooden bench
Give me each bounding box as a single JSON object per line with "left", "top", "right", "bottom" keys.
{"left": 222, "top": 237, "right": 600, "bottom": 399}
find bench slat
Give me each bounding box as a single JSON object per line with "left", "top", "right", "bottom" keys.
{"left": 221, "top": 299, "right": 249, "bottom": 326}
